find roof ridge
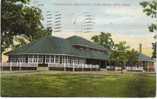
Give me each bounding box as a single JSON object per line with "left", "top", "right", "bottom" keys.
{"left": 66, "top": 35, "right": 109, "bottom": 50}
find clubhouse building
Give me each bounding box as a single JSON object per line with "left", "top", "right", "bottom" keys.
{"left": 5, "top": 36, "right": 110, "bottom": 70}
{"left": 3, "top": 35, "right": 155, "bottom": 71}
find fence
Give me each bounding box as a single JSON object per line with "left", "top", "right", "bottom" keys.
{"left": 0, "top": 62, "right": 38, "bottom": 71}
{"left": 2, "top": 63, "right": 145, "bottom": 72}
{"left": 1, "top": 63, "right": 38, "bottom": 67}
{"left": 106, "top": 65, "right": 144, "bottom": 71}
{"left": 126, "top": 66, "right": 144, "bottom": 71}
{"left": 48, "top": 63, "right": 99, "bottom": 71}
{"left": 0, "top": 62, "right": 100, "bottom": 71}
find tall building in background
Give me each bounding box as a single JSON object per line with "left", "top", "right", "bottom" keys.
{"left": 72, "top": 12, "right": 95, "bottom": 33}
{"left": 32, "top": 0, "right": 53, "bottom": 32}
{"left": 53, "top": 11, "right": 62, "bottom": 33}
{"left": 81, "top": 12, "right": 95, "bottom": 33}
{"left": 31, "top": 0, "right": 95, "bottom": 33}
{"left": 46, "top": 10, "right": 53, "bottom": 30}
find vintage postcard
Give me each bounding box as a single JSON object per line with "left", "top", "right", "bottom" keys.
{"left": 1, "top": 0, "right": 157, "bottom": 97}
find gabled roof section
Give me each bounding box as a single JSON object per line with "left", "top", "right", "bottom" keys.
{"left": 8, "top": 36, "right": 73, "bottom": 55}
{"left": 138, "top": 53, "right": 152, "bottom": 61}
{"left": 66, "top": 35, "right": 109, "bottom": 52}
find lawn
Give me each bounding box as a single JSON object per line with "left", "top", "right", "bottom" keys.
{"left": 1, "top": 71, "right": 156, "bottom": 97}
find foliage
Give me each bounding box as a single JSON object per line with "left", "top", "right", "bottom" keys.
{"left": 1, "top": 0, "right": 51, "bottom": 52}
{"left": 126, "top": 49, "right": 139, "bottom": 66}
{"left": 91, "top": 33, "right": 139, "bottom": 67}
{"left": 140, "top": 0, "right": 157, "bottom": 32}
{"left": 152, "top": 42, "right": 157, "bottom": 58}
{"left": 110, "top": 43, "right": 139, "bottom": 67}
{"left": 110, "top": 41, "right": 130, "bottom": 67}
{"left": 12, "top": 35, "right": 29, "bottom": 50}
{"left": 140, "top": 0, "right": 157, "bottom": 58}
{"left": 114, "top": 41, "right": 130, "bottom": 51}
{"left": 91, "top": 32, "right": 114, "bottom": 50}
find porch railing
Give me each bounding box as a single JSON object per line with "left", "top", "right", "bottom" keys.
{"left": 0, "top": 62, "right": 99, "bottom": 71}
{"left": 126, "top": 66, "right": 144, "bottom": 71}
{"left": 48, "top": 63, "right": 99, "bottom": 69}
{"left": 0, "top": 62, "right": 38, "bottom": 67}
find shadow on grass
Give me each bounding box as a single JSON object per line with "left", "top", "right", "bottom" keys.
{"left": 124, "top": 74, "right": 156, "bottom": 97}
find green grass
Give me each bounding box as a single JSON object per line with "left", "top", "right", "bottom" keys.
{"left": 1, "top": 72, "right": 156, "bottom": 97}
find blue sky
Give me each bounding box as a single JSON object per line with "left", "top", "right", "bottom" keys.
{"left": 32, "top": 0, "right": 153, "bottom": 36}
{"left": 31, "top": 0, "right": 154, "bottom": 56}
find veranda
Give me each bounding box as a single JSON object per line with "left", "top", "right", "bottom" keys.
{"left": 1, "top": 55, "right": 100, "bottom": 71}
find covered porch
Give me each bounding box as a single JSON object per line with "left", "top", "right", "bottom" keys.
{"left": 4, "top": 54, "right": 100, "bottom": 71}
{"left": 9, "top": 54, "right": 86, "bottom": 65}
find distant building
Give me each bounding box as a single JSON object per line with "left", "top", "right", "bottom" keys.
{"left": 125, "top": 44, "right": 155, "bottom": 72}
{"left": 137, "top": 44, "right": 155, "bottom": 71}
{"left": 46, "top": 10, "right": 53, "bottom": 30}
{"left": 53, "top": 11, "right": 62, "bottom": 33}
{"left": 81, "top": 13, "right": 95, "bottom": 33}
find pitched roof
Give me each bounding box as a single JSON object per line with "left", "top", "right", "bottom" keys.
{"left": 8, "top": 36, "right": 110, "bottom": 60}
{"left": 138, "top": 53, "right": 152, "bottom": 61}
{"left": 66, "top": 36, "right": 109, "bottom": 51}
{"left": 8, "top": 36, "right": 73, "bottom": 55}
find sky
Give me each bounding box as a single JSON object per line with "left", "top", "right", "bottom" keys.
{"left": 31, "top": 0, "right": 155, "bottom": 56}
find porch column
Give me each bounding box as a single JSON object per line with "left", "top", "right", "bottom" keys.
{"left": 37, "top": 55, "right": 39, "bottom": 64}
{"left": 32, "top": 56, "right": 34, "bottom": 63}
{"left": 19, "top": 61, "right": 22, "bottom": 71}
{"left": 10, "top": 62, "right": 12, "bottom": 71}
{"left": 28, "top": 56, "right": 31, "bottom": 63}
{"left": 57, "top": 56, "right": 59, "bottom": 64}
{"left": 48, "top": 56, "right": 51, "bottom": 64}
{"left": 78, "top": 58, "right": 80, "bottom": 64}
{"left": 62, "top": 56, "right": 64, "bottom": 64}
{"left": 64, "top": 56, "right": 66, "bottom": 64}
{"left": 67, "top": 56, "right": 69, "bottom": 64}
{"left": 82, "top": 63, "right": 84, "bottom": 71}
{"left": 63, "top": 56, "right": 66, "bottom": 71}
{"left": 54, "top": 55, "right": 56, "bottom": 63}
{"left": 72, "top": 58, "right": 75, "bottom": 71}
{"left": 44, "top": 56, "right": 46, "bottom": 63}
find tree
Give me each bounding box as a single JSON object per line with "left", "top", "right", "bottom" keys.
{"left": 140, "top": 0, "right": 157, "bottom": 58}
{"left": 91, "top": 32, "right": 114, "bottom": 50}
{"left": 152, "top": 41, "right": 156, "bottom": 58}
{"left": 110, "top": 41, "right": 130, "bottom": 68}
{"left": 91, "top": 33, "right": 140, "bottom": 72}
{"left": 109, "top": 41, "right": 132, "bottom": 73}
{"left": 126, "top": 49, "right": 139, "bottom": 67}
{"left": 12, "top": 28, "right": 51, "bottom": 50}
{"left": 1, "top": 0, "right": 51, "bottom": 52}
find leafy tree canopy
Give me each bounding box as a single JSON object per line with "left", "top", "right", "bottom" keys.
{"left": 126, "top": 49, "right": 139, "bottom": 66}
{"left": 110, "top": 41, "right": 130, "bottom": 66}
{"left": 91, "top": 33, "right": 139, "bottom": 67}
{"left": 91, "top": 32, "right": 114, "bottom": 50}
{"left": 2, "top": 0, "right": 51, "bottom": 52}
{"left": 140, "top": 0, "right": 157, "bottom": 58}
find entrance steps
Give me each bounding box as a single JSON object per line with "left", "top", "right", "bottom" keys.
{"left": 37, "top": 67, "right": 49, "bottom": 71}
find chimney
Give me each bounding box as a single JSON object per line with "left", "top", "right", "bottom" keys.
{"left": 139, "top": 43, "right": 142, "bottom": 53}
